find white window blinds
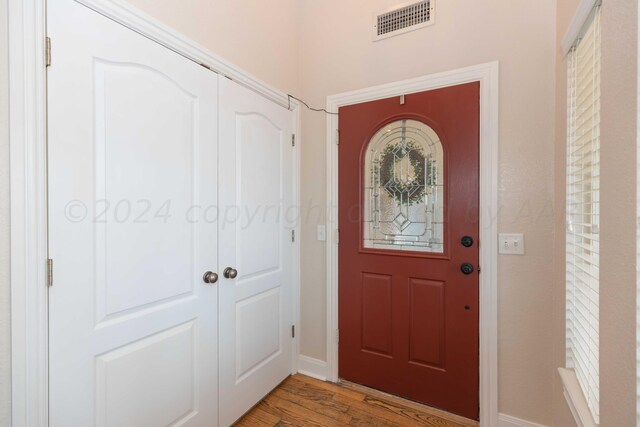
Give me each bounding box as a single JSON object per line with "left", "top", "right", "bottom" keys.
{"left": 566, "top": 6, "right": 601, "bottom": 425}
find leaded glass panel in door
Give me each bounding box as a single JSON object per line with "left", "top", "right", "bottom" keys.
{"left": 363, "top": 119, "right": 444, "bottom": 252}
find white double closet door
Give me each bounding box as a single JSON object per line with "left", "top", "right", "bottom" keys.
{"left": 48, "top": 1, "right": 295, "bottom": 425}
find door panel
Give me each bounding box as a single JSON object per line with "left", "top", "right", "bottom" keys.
{"left": 361, "top": 273, "right": 393, "bottom": 356}
{"left": 95, "top": 322, "right": 197, "bottom": 427}
{"left": 218, "top": 79, "right": 294, "bottom": 426}
{"left": 48, "top": 1, "right": 218, "bottom": 425}
{"left": 408, "top": 278, "right": 445, "bottom": 368}
{"left": 95, "top": 60, "right": 196, "bottom": 321}
{"left": 236, "top": 288, "right": 282, "bottom": 380}
{"left": 236, "top": 114, "right": 283, "bottom": 279}
{"left": 338, "top": 83, "right": 480, "bottom": 419}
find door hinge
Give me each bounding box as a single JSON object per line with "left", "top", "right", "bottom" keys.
{"left": 335, "top": 229, "right": 340, "bottom": 244}
{"left": 336, "top": 329, "right": 339, "bottom": 343}
{"left": 336, "top": 129, "right": 340, "bottom": 145}
{"left": 291, "top": 134, "right": 296, "bottom": 147}
{"left": 47, "top": 258, "right": 53, "bottom": 287}
{"left": 45, "top": 37, "right": 52, "bottom": 67}
{"left": 291, "top": 230, "right": 295, "bottom": 242}
{"left": 291, "top": 325, "right": 295, "bottom": 338}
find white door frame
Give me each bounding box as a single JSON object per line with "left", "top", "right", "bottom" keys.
{"left": 8, "top": 1, "right": 301, "bottom": 425}
{"left": 325, "top": 62, "right": 499, "bottom": 426}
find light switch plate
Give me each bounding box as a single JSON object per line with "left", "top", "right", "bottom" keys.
{"left": 317, "top": 225, "right": 326, "bottom": 241}
{"left": 499, "top": 233, "right": 525, "bottom": 255}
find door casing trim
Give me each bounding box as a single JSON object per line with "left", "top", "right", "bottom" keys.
{"left": 325, "top": 61, "right": 499, "bottom": 426}
{"left": 8, "top": 0, "right": 302, "bottom": 425}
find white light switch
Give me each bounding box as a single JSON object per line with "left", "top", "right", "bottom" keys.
{"left": 499, "top": 233, "right": 525, "bottom": 255}
{"left": 317, "top": 225, "right": 326, "bottom": 241}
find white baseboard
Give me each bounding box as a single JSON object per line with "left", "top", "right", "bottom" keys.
{"left": 499, "top": 413, "right": 548, "bottom": 427}
{"left": 297, "top": 355, "right": 327, "bottom": 381}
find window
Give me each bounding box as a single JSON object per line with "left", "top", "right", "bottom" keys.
{"left": 566, "top": 5, "right": 601, "bottom": 425}
{"left": 363, "top": 119, "right": 444, "bottom": 252}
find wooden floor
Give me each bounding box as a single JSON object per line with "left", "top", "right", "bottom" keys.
{"left": 234, "top": 374, "right": 479, "bottom": 427}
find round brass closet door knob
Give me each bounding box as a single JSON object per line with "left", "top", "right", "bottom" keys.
{"left": 224, "top": 267, "right": 238, "bottom": 279}
{"left": 202, "top": 271, "right": 218, "bottom": 284}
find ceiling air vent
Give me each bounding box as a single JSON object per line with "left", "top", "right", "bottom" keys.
{"left": 373, "top": 0, "right": 435, "bottom": 41}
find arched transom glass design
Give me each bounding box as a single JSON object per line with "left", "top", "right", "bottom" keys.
{"left": 363, "top": 119, "right": 444, "bottom": 253}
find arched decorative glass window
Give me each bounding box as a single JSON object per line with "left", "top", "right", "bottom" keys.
{"left": 363, "top": 119, "right": 444, "bottom": 253}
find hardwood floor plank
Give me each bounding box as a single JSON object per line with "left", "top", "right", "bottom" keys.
{"left": 343, "top": 404, "right": 407, "bottom": 427}
{"left": 234, "top": 414, "right": 272, "bottom": 427}
{"left": 272, "top": 387, "right": 352, "bottom": 423}
{"left": 233, "top": 374, "right": 478, "bottom": 427}
{"left": 331, "top": 393, "right": 425, "bottom": 427}
{"left": 279, "top": 378, "right": 339, "bottom": 403}
{"left": 258, "top": 394, "right": 339, "bottom": 426}
{"left": 291, "top": 375, "right": 365, "bottom": 401}
{"left": 362, "top": 396, "right": 468, "bottom": 427}
{"left": 341, "top": 381, "right": 478, "bottom": 427}
{"left": 237, "top": 407, "right": 282, "bottom": 426}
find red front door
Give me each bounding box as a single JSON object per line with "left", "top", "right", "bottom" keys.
{"left": 338, "top": 82, "right": 480, "bottom": 419}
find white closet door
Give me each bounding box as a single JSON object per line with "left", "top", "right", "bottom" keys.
{"left": 48, "top": 1, "right": 219, "bottom": 426}
{"left": 218, "top": 78, "right": 295, "bottom": 426}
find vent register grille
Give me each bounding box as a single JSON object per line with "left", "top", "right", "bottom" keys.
{"left": 374, "top": 1, "right": 434, "bottom": 40}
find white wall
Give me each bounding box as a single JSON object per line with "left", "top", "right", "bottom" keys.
{"left": 0, "top": 0, "right": 11, "bottom": 423}
{"left": 122, "top": 0, "right": 301, "bottom": 95}
{"left": 296, "top": 0, "right": 557, "bottom": 424}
